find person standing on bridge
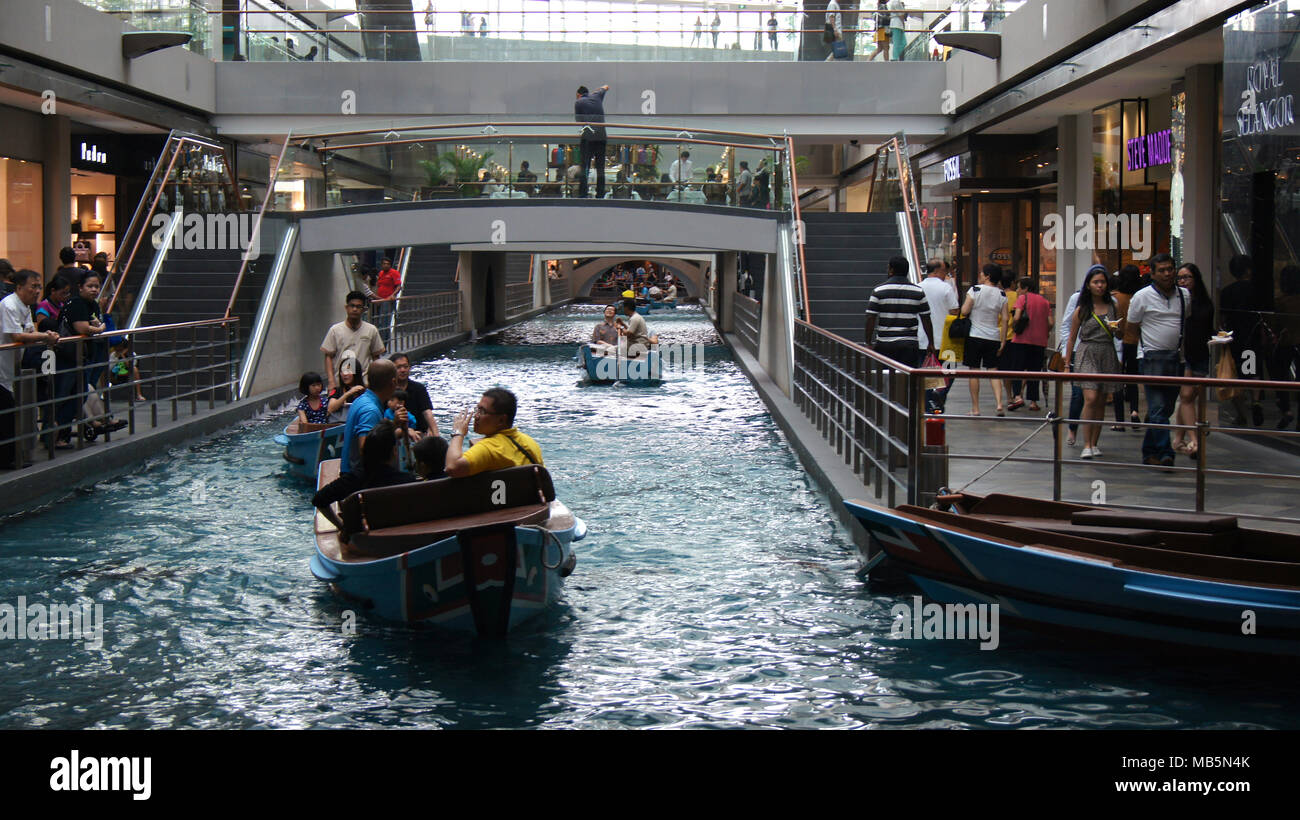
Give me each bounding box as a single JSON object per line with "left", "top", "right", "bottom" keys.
{"left": 864, "top": 256, "right": 935, "bottom": 370}
{"left": 575, "top": 84, "right": 610, "bottom": 200}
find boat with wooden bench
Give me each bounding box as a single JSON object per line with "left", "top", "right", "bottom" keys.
{"left": 309, "top": 458, "right": 587, "bottom": 636}
{"left": 274, "top": 419, "right": 345, "bottom": 481}
{"left": 844, "top": 493, "right": 1300, "bottom": 656}
{"left": 579, "top": 343, "right": 663, "bottom": 386}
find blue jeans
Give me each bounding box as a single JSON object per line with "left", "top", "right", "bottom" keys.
{"left": 1067, "top": 385, "right": 1083, "bottom": 434}
{"left": 1140, "top": 351, "right": 1182, "bottom": 461}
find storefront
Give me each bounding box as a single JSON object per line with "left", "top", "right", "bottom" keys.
{"left": 919, "top": 130, "right": 1059, "bottom": 304}
{"left": 0, "top": 155, "right": 43, "bottom": 272}
{"left": 1223, "top": 0, "right": 1299, "bottom": 310}
{"left": 69, "top": 132, "right": 167, "bottom": 267}
{"left": 1090, "top": 95, "right": 1175, "bottom": 275}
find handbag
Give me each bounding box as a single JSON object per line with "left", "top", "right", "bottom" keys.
{"left": 922, "top": 352, "right": 946, "bottom": 390}
{"left": 1048, "top": 348, "right": 1066, "bottom": 372}
{"left": 948, "top": 315, "right": 971, "bottom": 339}
{"left": 1215, "top": 350, "right": 1240, "bottom": 401}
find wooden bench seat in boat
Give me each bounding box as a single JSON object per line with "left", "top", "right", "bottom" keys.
{"left": 976, "top": 517, "right": 1162, "bottom": 546}
{"left": 287, "top": 420, "right": 343, "bottom": 435}
{"left": 1069, "top": 508, "right": 1238, "bottom": 533}
{"left": 337, "top": 465, "right": 557, "bottom": 560}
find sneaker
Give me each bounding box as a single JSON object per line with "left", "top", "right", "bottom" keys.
{"left": 1080, "top": 447, "right": 1094, "bottom": 459}
{"left": 1091, "top": 446, "right": 1102, "bottom": 458}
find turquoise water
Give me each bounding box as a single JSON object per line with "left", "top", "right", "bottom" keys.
{"left": 0, "top": 305, "right": 1295, "bottom": 729}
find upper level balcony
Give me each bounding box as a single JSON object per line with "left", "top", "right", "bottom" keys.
{"left": 80, "top": 0, "right": 1025, "bottom": 63}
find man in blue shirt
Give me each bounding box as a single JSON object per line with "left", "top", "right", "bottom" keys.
{"left": 574, "top": 84, "right": 609, "bottom": 199}
{"left": 312, "top": 359, "right": 406, "bottom": 534}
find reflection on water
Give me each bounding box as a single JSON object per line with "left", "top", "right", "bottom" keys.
{"left": 0, "top": 305, "right": 1295, "bottom": 729}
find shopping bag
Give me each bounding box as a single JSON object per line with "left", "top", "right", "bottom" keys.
{"left": 922, "top": 352, "right": 946, "bottom": 390}
{"left": 1215, "top": 351, "right": 1240, "bottom": 401}
{"left": 940, "top": 314, "right": 965, "bottom": 362}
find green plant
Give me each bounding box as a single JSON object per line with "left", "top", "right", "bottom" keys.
{"left": 795, "top": 155, "right": 810, "bottom": 174}
{"left": 422, "top": 151, "right": 495, "bottom": 197}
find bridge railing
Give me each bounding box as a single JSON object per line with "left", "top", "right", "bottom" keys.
{"left": 793, "top": 320, "right": 1300, "bottom": 527}
{"left": 505, "top": 282, "right": 534, "bottom": 319}
{"left": 80, "top": 3, "right": 1025, "bottom": 62}
{"left": 284, "top": 122, "right": 790, "bottom": 214}
{"left": 390, "top": 291, "right": 463, "bottom": 353}
{"left": 734, "top": 292, "right": 762, "bottom": 357}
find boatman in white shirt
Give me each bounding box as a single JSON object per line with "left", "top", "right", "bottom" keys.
{"left": 1125, "top": 253, "right": 1189, "bottom": 468}
{"left": 919, "top": 258, "right": 960, "bottom": 411}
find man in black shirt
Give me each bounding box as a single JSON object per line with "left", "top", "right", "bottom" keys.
{"left": 390, "top": 352, "right": 439, "bottom": 439}
{"left": 574, "top": 84, "right": 609, "bottom": 199}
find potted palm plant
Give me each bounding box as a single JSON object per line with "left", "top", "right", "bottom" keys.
{"left": 420, "top": 150, "right": 496, "bottom": 198}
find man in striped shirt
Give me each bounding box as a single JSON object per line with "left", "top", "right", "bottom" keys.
{"left": 863, "top": 256, "right": 935, "bottom": 368}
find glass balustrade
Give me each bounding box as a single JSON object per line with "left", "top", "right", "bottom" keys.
{"left": 276, "top": 123, "right": 788, "bottom": 212}
{"left": 76, "top": 1, "right": 1024, "bottom": 63}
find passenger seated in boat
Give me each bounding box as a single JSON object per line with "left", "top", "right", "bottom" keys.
{"left": 615, "top": 298, "right": 658, "bottom": 358}
{"left": 412, "top": 434, "right": 449, "bottom": 480}
{"left": 445, "top": 388, "right": 543, "bottom": 477}
{"left": 312, "top": 359, "right": 400, "bottom": 535}
{"left": 296, "top": 371, "right": 329, "bottom": 425}
{"left": 359, "top": 420, "right": 415, "bottom": 489}
{"left": 648, "top": 285, "right": 663, "bottom": 300}
{"left": 663, "top": 283, "right": 678, "bottom": 302}
{"left": 327, "top": 356, "right": 364, "bottom": 421}
{"left": 591, "top": 305, "right": 619, "bottom": 351}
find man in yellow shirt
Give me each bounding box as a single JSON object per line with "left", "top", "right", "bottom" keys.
{"left": 445, "top": 388, "right": 543, "bottom": 477}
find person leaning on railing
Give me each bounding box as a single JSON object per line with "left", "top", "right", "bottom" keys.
{"left": 1, "top": 270, "right": 59, "bottom": 468}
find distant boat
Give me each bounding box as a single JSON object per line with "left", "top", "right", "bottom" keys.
{"left": 578, "top": 343, "right": 662, "bottom": 386}
{"left": 310, "top": 459, "right": 587, "bottom": 636}
{"left": 274, "top": 419, "right": 345, "bottom": 480}
{"left": 634, "top": 299, "right": 677, "bottom": 315}
{"left": 844, "top": 492, "right": 1300, "bottom": 657}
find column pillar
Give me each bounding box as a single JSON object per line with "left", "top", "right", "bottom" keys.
{"left": 1055, "top": 112, "right": 1093, "bottom": 323}
{"left": 1181, "top": 64, "right": 1217, "bottom": 273}
{"left": 42, "top": 114, "right": 70, "bottom": 278}
{"left": 720, "top": 252, "right": 737, "bottom": 333}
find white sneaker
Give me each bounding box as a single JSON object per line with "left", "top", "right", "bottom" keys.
{"left": 1080, "top": 447, "right": 1094, "bottom": 459}
{"left": 1091, "top": 446, "right": 1102, "bottom": 458}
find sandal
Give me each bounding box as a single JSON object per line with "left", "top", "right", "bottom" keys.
{"left": 1007, "top": 399, "right": 1025, "bottom": 411}
{"left": 1028, "top": 403, "right": 1041, "bottom": 412}
{"left": 1110, "top": 425, "right": 1125, "bottom": 432}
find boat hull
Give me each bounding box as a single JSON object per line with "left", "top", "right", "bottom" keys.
{"left": 275, "top": 422, "right": 344, "bottom": 481}
{"left": 311, "top": 506, "right": 587, "bottom": 635}
{"left": 579, "top": 344, "right": 662, "bottom": 386}
{"left": 844, "top": 499, "right": 1300, "bottom": 656}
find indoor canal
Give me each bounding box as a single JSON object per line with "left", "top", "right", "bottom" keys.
{"left": 0, "top": 305, "right": 1294, "bottom": 729}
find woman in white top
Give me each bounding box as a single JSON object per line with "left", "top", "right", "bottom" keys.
{"left": 959, "top": 264, "right": 1007, "bottom": 415}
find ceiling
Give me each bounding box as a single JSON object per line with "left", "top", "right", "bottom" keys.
{"left": 0, "top": 83, "right": 167, "bottom": 135}
{"left": 979, "top": 29, "right": 1224, "bottom": 135}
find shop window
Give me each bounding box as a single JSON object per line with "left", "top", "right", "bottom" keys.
{"left": 0, "top": 157, "right": 43, "bottom": 272}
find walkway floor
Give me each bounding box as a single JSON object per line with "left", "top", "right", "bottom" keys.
{"left": 935, "top": 383, "right": 1300, "bottom": 530}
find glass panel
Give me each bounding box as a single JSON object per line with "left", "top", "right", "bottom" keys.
{"left": 975, "top": 199, "right": 1015, "bottom": 280}
{"left": 0, "top": 157, "right": 43, "bottom": 272}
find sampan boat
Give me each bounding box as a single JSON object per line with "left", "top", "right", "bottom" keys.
{"left": 633, "top": 299, "right": 676, "bottom": 315}
{"left": 578, "top": 343, "right": 662, "bottom": 387}
{"left": 310, "top": 459, "right": 587, "bottom": 636}
{"left": 274, "top": 419, "right": 345, "bottom": 480}
{"left": 844, "top": 492, "right": 1300, "bottom": 657}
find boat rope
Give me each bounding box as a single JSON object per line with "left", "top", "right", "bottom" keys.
{"left": 523, "top": 525, "right": 565, "bottom": 570}
{"left": 954, "top": 416, "right": 1055, "bottom": 493}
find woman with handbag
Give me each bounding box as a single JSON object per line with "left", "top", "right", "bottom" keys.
{"left": 1005, "top": 276, "right": 1052, "bottom": 412}
{"left": 1065, "top": 267, "right": 1124, "bottom": 459}
{"left": 1170, "top": 263, "right": 1214, "bottom": 458}
{"left": 959, "top": 265, "right": 1007, "bottom": 415}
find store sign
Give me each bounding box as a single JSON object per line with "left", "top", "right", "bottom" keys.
{"left": 989, "top": 247, "right": 1012, "bottom": 265}
{"left": 1125, "top": 129, "right": 1171, "bottom": 172}
{"left": 1237, "top": 56, "right": 1296, "bottom": 136}
{"left": 942, "top": 155, "right": 961, "bottom": 182}
{"left": 79, "top": 142, "right": 108, "bottom": 166}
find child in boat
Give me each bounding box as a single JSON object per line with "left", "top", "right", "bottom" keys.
{"left": 327, "top": 357, "right": 364, "bottom": 421}
{"left": 385, "top": 389, "right": 414, "bottom": 468}
{"left": 296, "top": 371, "right": 329, "bottom": 425}
{"left": 412, "top": 434, "right": 448, "bottom": 480}
{"left": 359, "top": 420, "right": 415, "bottom": 489}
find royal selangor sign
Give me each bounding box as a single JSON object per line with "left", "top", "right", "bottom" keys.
{"left": 1225, "top": 2, "right": 1300, "bottom": 142}
{"left": 1126, "top": 129, "right": 1171, "bottom": 172}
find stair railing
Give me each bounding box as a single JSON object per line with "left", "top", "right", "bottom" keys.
{"left": 784, "top": 135, "right": 810, "bottom": 322}
{"left": 886, "top": 132, "right": 928, "bottom": 280}
{"left": 226, "top": 132, "right": 293, "bottom": 319}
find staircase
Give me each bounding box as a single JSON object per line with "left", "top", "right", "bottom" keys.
{"left": 132, "top": 248, "right": 272, "bottom": 401}
{"left": 801, "top": 212, "right": 905, "bottom": 344}
{"left": 403, "top": 245, "right": 460, "bottom": 294}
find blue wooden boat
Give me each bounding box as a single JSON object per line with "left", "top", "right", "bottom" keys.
{"left": 633, "top": 299, "right": 677, "bottom": 315}
{"left": 274, "top": 419, "right": 345, "bottom": 480}
{"left": 310, "top": 459, "right": 587, "bottom": 636}
{"left": 578, "top": 343, "right": 662, "bottom": 386}
{"left": 844, "top": 492, "right": 1300, "bottom": 657}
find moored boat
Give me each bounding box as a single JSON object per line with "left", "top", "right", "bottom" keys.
{"left": 844, "top": 492, "right": 1300, "bottom": 656}
{"left": 274, "top": 419, "right": 345, "bottom": 480}
{"left": 578, "top": 343, "right": 663, "bottom": 386}
{"left": 310, "top": 459, "right": 587, "bottom": 636}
